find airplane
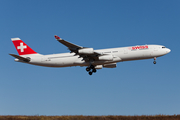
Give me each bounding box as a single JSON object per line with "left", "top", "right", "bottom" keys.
{"left": 10, "top": 35, "right": 171, "bottom": 75}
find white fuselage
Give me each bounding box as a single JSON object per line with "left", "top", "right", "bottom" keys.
{"left": 17, "top": 45, "right": 170, "bottom": 68}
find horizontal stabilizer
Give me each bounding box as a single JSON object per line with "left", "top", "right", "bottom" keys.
{"left": 9, "top": 54, "right": 30, "bottom": 62}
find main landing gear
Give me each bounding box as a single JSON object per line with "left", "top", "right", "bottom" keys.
{"left": 86, "top": 65, "right": 97, "bottom": 75}
{"left": 153, "top": 57, "right": 157, "bottom": 64}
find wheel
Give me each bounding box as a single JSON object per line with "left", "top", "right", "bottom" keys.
{"left": 92, "top": 69, "right": 96, "bottom": 73}
{"left": 86, "top": 67, "right": 91, "bottom": 72}
{"left": 153, "top": 61, "right": 156, "bottom": 64}
{"left": 89, "top": 72, "right": 93, "bottom": 75}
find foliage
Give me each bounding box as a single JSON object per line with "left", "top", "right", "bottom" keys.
{"left": 0, "top": 115, "right": 180, "bottom": 120}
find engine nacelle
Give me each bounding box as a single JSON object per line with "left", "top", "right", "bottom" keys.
{"left": 98, "top": 55, "right": 113, "bottom": 61}
{"left": 95, "top": 65, "right": 103, "bottom": 69}
{"left": 103, "top": 63, "right": 117, "bottom": 68}
{"left": 78, "top": 48, "right": 94, "bottom": 54}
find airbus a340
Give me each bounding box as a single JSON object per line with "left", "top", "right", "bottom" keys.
{"left": 10, "top": 35, "right": 171, "bottom": 75}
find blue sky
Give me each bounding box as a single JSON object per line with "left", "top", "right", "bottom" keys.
{"left": 1, "top": 0, "right": 180, "bottom": 115}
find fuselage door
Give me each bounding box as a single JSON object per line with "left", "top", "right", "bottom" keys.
{"left": 124, "top": 49, "right": 128, "bottom": 54}
{"left": 154, "top": 47, "right": 158, "bottom": 51}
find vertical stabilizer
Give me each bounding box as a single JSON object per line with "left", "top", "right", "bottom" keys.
{"left": 11, "top": 38, "right": 37, "bottom": 55}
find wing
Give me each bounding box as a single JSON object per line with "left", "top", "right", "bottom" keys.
{"left": 54, "top": 35, "right": 102, "bottom": 60}
{"left": 54, "top": 35, "right": 83, "bottom": 52}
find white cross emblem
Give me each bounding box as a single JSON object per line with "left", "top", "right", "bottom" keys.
{"left": 17, "top": 42, "right": 27, "bottom": 52}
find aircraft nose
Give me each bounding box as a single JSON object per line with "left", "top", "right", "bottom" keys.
{"left": 166, "top": 48, "right": 171, "bottom": 53}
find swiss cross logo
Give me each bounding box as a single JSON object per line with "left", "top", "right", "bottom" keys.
{"left": 17, "top": 42, "right": 27, "bottom": 52}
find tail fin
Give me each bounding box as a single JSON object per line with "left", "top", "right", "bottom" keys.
{"left": 11, "top": 38, "right": 37, "bottom": 55}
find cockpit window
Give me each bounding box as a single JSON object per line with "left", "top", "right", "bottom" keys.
{"left": 162, "top": 47, "right": 166, "bottom": 48}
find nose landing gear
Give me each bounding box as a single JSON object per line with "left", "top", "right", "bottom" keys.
{"left": 86, "top": 65, "right": 97, "bottom": 75}
{"left": 153, "top": 57, "right": 156, "bottom": 64}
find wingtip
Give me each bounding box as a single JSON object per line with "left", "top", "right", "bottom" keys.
{"left": 54, "top": 35, "right": 61, "bottom": 40}
{"left": 9, "top": 53, "right": 13, "bottom": 56}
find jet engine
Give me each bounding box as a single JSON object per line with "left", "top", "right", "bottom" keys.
{"left": 78, "top": 48, "right": 94, "bottom": 54}
{"left": 103, "top": 63, "right": 117, "bottom": 68}
{"left": 98, "top": 55, "right": 113, "bottom": 61}
{"left": 95, "top": 65, "right": 103, "bottom": 69}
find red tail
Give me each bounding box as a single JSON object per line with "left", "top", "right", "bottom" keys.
{"left": 11, "top": 38, "right": 37, "bottom": 55}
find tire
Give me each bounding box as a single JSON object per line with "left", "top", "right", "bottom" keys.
{"left": 89, "top": 72, "right": 93, "bottom": 75}
{"left": 86, "top": 67, "right": 90, "bottom": 72}
{"left": 92, "top": 69, "right": 96, "bottom": 73}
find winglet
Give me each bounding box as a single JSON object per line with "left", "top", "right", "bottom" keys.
{"left": 54, "top": 35, "right": 62, "bottom": 40}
